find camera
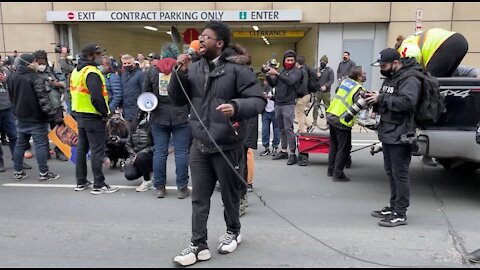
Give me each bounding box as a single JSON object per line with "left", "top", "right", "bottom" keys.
{"left": 341, "top": 92, "right": 371, "bottom": 123}
{"left": 53, "top": 44, "right": 70, "bottom": 54}
{"left": 261, "top": 59, "right": 279, "bottom": 73}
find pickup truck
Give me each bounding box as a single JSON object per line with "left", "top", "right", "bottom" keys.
{"left": 416, "top": 78, "right": 480, "bottom": 172}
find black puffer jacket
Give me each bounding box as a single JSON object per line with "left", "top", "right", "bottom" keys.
{"left": 126, "top": 117, "right": 154, "bottom": 156}
{"left": 168, "top": 44, "right": 266, "bottom": 153}
{"left": 8, "top": 65, "right": 57, "bottom": 123}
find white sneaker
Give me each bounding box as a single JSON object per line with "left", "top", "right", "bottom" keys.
{"left": 173, "top": 243, "right": 211, "bottom": 267}
{"left": 136, "top": 180, "right": 153, "bottom": 192}
{"left": 218, "top": 231, "right": 242, "bottom": 254}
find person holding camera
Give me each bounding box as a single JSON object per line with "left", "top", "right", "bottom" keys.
{"left": 124, "top": 111, "right": 154, "bottom": 192}
{"left": 33, "top": 50, "right": 69, "bottom": 162}
{"left": 326, "top": 66, "right": 366, "bottom": 182}
{"left": 366, "top": 48, "right": 421, "bottom": 227}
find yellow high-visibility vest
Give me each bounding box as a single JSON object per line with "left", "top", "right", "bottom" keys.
{"left": 70, "top": 66, "right": 110, "bottom": 115}
{"left": 327, "top": 78, "right": 363, "bottom": 127}
{"left": 398, "top": 28, "right": 455, "bottom": 67}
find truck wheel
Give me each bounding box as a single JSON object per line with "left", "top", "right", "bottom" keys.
{"left": 437, "top": 159, "right": 480, "bottom": 173}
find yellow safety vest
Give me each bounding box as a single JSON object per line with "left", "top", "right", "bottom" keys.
{"left": 398, "top": 28, "right": 455, "bottom": 68}
{"left": 327, "top": 78, "right": 364, "bottom": 127}
{"left": 70, "top": 66, "right": 110, "bottom": 116}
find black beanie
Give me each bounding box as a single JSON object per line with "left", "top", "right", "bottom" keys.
{"left": 18, "top": 54, "right": 35, "bottom": 66}
{"left": 284, "top": 50, "right": 296, "bottom": 60}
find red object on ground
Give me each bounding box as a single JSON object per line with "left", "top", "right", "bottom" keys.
{"left": 297, "top": 132, "right": 330, "bottom": 154}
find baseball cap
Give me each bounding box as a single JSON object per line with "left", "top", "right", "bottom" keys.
{"left": 371, "top": 48, "right": 400, "bottom": 67}
{"left": 81, "top": 43, "right": 105, "bottom": 56}
{"left": 148, "top": 53, "right": 161, "bottom": 60}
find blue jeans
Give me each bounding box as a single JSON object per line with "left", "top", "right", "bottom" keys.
{"left": 0, "top": 108, "right": 17, "bottom": 160}
{"left": 261, "top": 110, "right": 280, "bottom": 148}
{"left": 151, "top": 122, "right": 191, "bottom": 189}
{"left": 13, "top": 121, "right": 49, "bottom": 173}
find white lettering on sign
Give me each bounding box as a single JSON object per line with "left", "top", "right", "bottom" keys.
{"left": 46, "top": 10, "right": 302, "bottom": 22}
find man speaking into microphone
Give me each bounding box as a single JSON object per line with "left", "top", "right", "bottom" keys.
{"left": 168, "top": 21, "right": 266, "bottom": 266}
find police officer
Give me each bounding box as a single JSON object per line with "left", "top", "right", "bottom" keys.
{"left": 71, "top": 43, "right": 118, "bottom": 195}
{"left": 367, "top": 48, "right": 421, "bottom": 227}
{"left": 326, "top": 66, "right": 366, "bottom": 182}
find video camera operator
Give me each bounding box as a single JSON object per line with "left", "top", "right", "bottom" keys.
{"left": 326, "top": 66, "right": 367, "bottom": 182}
{"left": 33, "top": 50, "right": 68, "bottom": 162}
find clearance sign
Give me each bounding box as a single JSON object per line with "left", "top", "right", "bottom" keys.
{"left": 46, "top": 10, "right": 302, "bottom": 22}
{"left": 233, "top": 30, "right": 304, "bottom": 38}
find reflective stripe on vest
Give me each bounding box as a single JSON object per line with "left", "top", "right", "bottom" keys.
{"left": 326, "top": 78, "right": 362, "bottom": 127}
{"left": 70, "top": 66, "right": 110, "bottom": 115}
{"left": 400, "top": 28, "right": 455, "bottom": 67}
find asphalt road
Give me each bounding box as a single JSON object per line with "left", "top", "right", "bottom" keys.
{"left": 0, "top": 132, "right": 479, "bottom": 268}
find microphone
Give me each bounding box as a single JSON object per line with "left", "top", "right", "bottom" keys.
{"left": 175, "top": 40, "right": 200, "bottom": 72}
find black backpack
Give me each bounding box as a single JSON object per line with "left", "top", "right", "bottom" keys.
{"left": 305, "top": 66, "right": 320, "bottom": 94}
{"left": 406, "top": 70, "right": 446, "bottom": 127}
{"left": 296, "top": 68, "right": 309, "bottom": 97}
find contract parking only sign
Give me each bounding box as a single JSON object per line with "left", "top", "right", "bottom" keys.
{"left": 47, "top": 10, "right": 302, "bottom": 22}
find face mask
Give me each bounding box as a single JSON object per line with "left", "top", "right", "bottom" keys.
{"left": 37, "top": 64, "right": 47, "bottom": 73}
{"left": 94, "top": 57, "right": 103, "bottom": 66}
{"left": 362, "top": 75, "right": 367, "bottom": 82}
{"left": 320, "top": 62, "right": 326, "bottom": 69}
{"left": 124, "top": 66, "right": 133, "bottom": 72}
{"left": 97, "top": 65, "right": 104, "bottom": 73}
{"left": 284, "top": 62, "right": 295, "bottom": 70}
{"left": 380, "top": 65, "right": 396, "bottom": 78}
{"left": 343, "top": 57, "right": 348, "bottom": 61}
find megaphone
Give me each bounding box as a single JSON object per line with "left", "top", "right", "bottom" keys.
{"left": 137, "top": 92, "right": 158, "bottom": 121}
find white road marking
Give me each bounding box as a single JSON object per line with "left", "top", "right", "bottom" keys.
{"left": 1, "top": 183, "right": 188, "bottom": 190}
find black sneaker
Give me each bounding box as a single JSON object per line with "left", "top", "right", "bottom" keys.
{"left": 74, "top": 181, "right": 92, "bottom": 191}
{"left": 260, "top": 148, "right": 271, "bottom": 156}
{"left": 371, "top": 206, "right": 393, "bottom": 218}
{"left": 272, "top": 151, "right": 288, "bottom": 160}
{"left": 271, "top": 147, "right": 278, "bottom": 156}
{"left": 378, "top": 213, "right": 408, "bottom": 227}
{"left": 467, "top": 248, "right": 480, "bottom": 263}
{"left": 173, "top": 243, "right": 211, "bottom": 267}
{"left": 332, "top": 176, "right": 350, "bottom": 182}
{"left": 0, "top": 158, "right": 4, "bottom": 172}
{"left": 13, "top": 170, "right": 27, "bottom": 181}
{"left": 287, "top": 154, "right": 297, "bottom": 165}
{"left": 39, "top": 171, "right": 60, "bottom": 182}
{"left": 247, "top": 184, "right": 253, "bottom": 193}
{"left": 327, "top": 170, "right": 333, "bottom": 177}
{"left": 91, "top": 184, "right": 119, "bottom": 195}
{"left": 218, "top": 231, "right": 242, "bottom": 254}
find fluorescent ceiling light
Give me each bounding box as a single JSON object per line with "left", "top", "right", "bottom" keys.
{"left": 144, "top": 26, "right": 158, "bottom": 31}
{"left": 166, "top": 31, "right": 172, "bottom": 35}
{"left": 252, "top": 25, "right": 259, "bottom": 31}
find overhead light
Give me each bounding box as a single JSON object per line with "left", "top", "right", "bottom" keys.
{"left": 144, "top": 26, "right": 158, "bottom": 31}
{"left": 166, "top": 31, "right": 172, "bottom": 35}
{"left": 252, "top": 25, "right": 259, "bottom": 31}
{"left": 261, "top": 36, "right": 266, "bottom": 39}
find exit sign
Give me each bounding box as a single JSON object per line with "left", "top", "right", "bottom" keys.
{"left": 239, "top": 11, "right": 247, "bottom": 20}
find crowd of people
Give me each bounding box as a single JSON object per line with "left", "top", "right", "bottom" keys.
{"left": 0, "top": 21, "right": 479, "bottom": 265}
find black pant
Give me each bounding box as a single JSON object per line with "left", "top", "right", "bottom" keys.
{"left": 328, "top": 126, "right": 351, "bottom": 178}
{"left": 76, "top": 117, "right": 107, "bottom": 189}
{"left": 190, "top": 144, "right": 244, "bottom": 248}
{"left": 125, "top": 152, "right": 153, "bottom": 181}
{"left": 427, "top": 33, "right": 469, "bottom": 77}
{"left": 382, "top": 143, "right": 412, "bottom": 217}
{"left": 106, "top": 142, "right": 129, "bottom": 162}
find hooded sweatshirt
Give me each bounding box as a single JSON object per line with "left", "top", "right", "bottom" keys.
{"left": 265, "top": 50, "right": 302, "bottom": 106}
{"left": 142, "top": 57, "right": 189, "bottom": 126}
